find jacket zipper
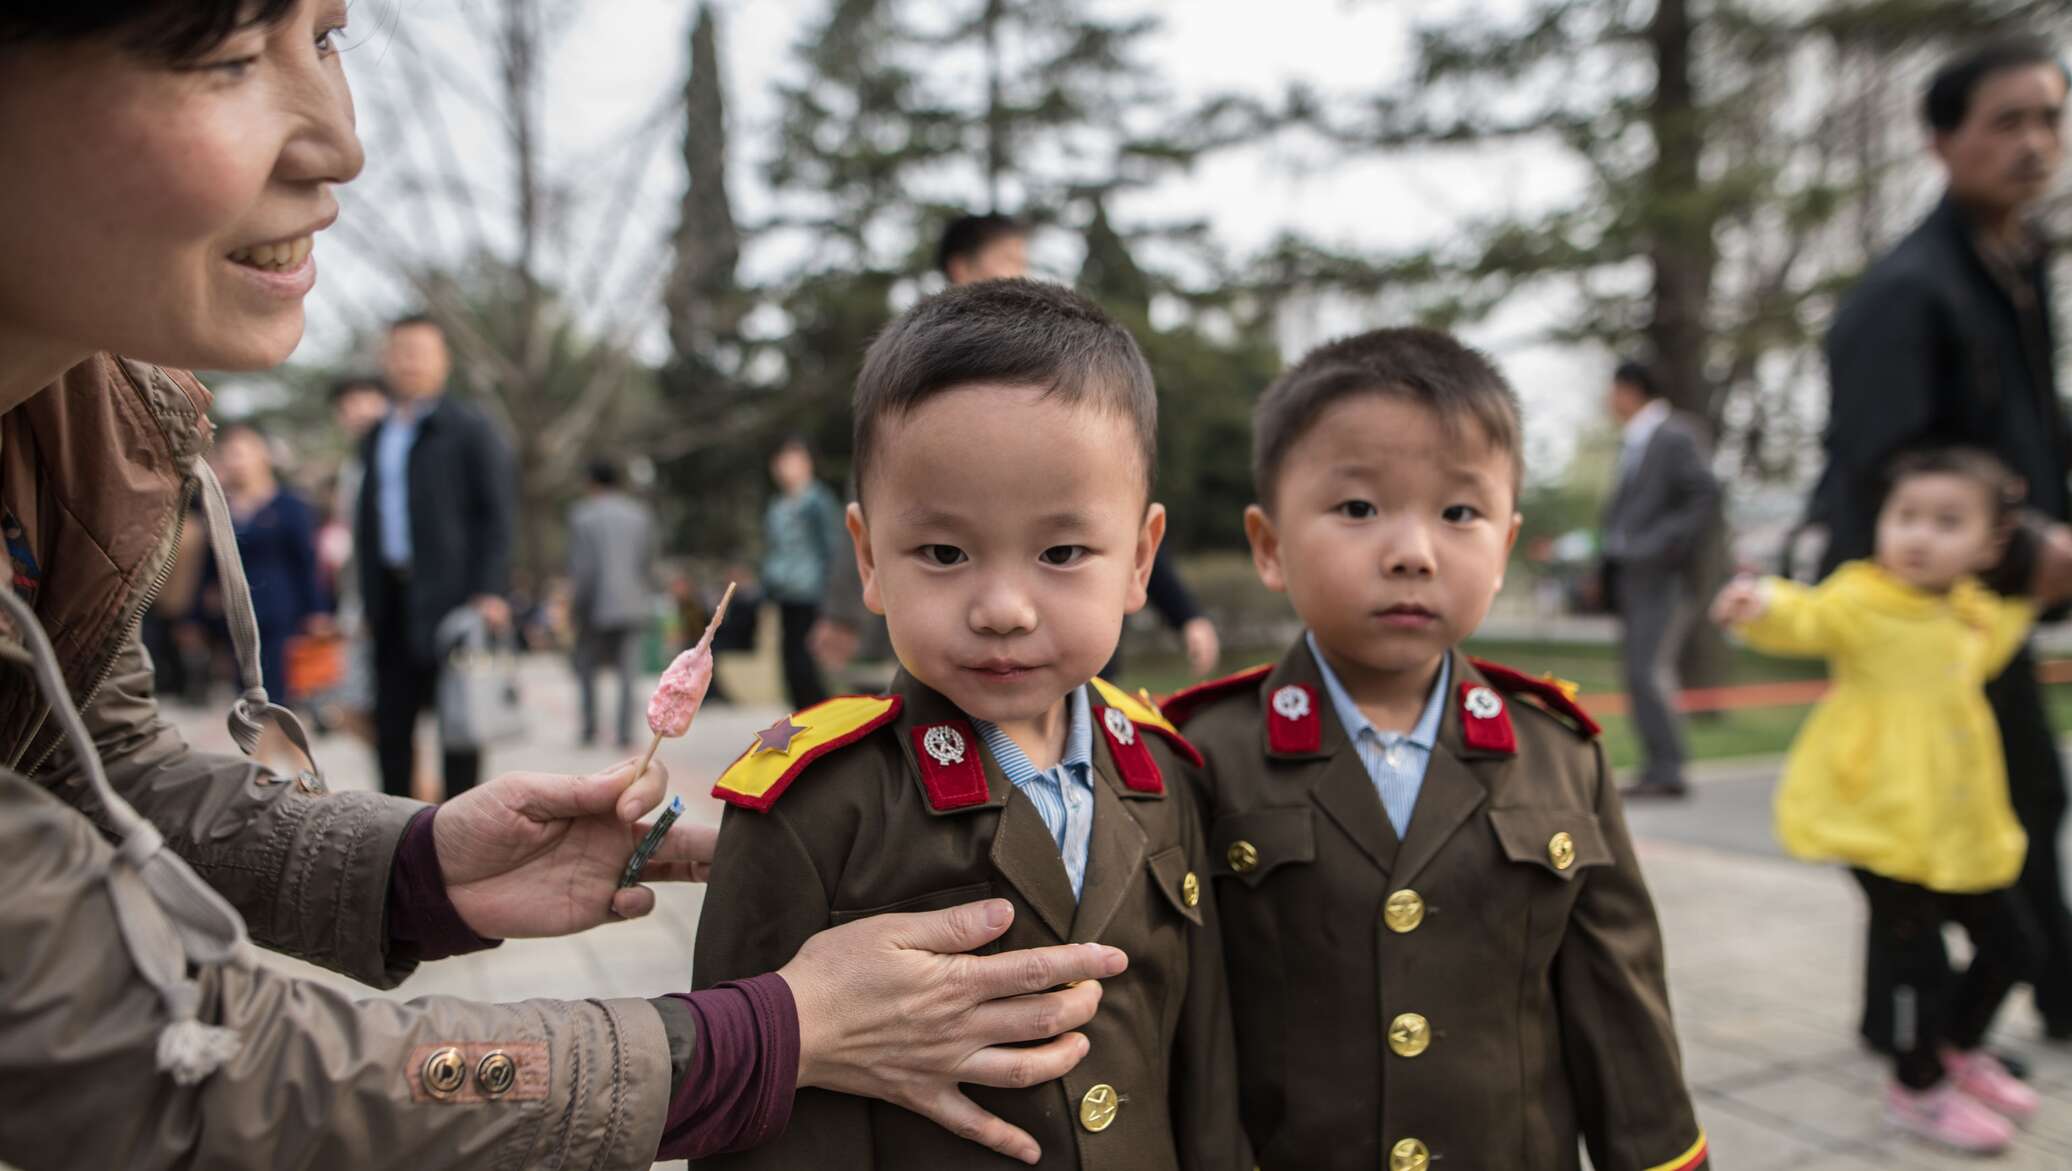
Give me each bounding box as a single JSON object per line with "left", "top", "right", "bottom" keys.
{"left": 22, "top": 477, "right": 195, "bottom": 779}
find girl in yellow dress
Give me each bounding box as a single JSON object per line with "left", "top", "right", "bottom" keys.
{"left": 1712, "top": 448, "right": 2048, "bottom": 1154}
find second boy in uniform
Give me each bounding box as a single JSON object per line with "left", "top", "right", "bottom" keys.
{"left": 1169, "top": 330, "right": 1707, "bottom": 1171}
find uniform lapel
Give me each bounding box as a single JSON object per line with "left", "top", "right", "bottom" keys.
{"left": 1072, "top": 725, "right": 1153, "bottom": 942}
{"left": 889, "top": 672, "right": 1076, "bottom": 941}
{"left": 1262, "top": 640, "right": 1400, "bottom": 876}
{"left": 1390, "top": 652, "right": 1500, "bottom": 887}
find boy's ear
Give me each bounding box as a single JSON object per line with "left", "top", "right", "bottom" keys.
{"left": 1127, "top": 503, "right": 1168, "bottom": 614}
{"left": 1244, "top": 504, "right": 1286, "bottom": 593}
{"left": 848, "top": 503, "right": 886, "bottom": 616}
{"left": 1492, "top": 511, "right": 1523, "bottom": 595}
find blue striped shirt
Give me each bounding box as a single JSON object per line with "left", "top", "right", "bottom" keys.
{"left": 974, "top": 686, "right": 1095, "bottom": 899}
{"left": 1307, "top": 633, "right": 1449, "bottom": 837}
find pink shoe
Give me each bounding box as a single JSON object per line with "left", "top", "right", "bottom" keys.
{"left": 1886, "top": 1081, "right": 2014, "bottom": 1153}
{"left": 1943, "top": 1048, "right": 2040, "bottom": 1124}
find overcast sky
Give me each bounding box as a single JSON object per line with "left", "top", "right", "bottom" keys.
{"left": 289, "top": 0, "right": 1950, "bottom": 482}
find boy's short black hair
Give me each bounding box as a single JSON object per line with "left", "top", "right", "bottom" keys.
{"left": 328, "top": 374, "right": 391, "bottom": 405}
{"left": 937, "top": 213, "right": 1029, "bottom": 276}
{"left": 1885, "top": 446, "right": 2023, "bottom": 521}
{"left": 853, "top": 279, "right": 1157, "bottom": 500}
{"left": 1612, "top": 360, "right": 1661, "bottom": 400}
{"left": 0, "top": 0, "right": 297, "bottom": 63}
{"left": 1924, "top": 36, "right": 2069, "bottom": 133}
{"left": 1253, "top": 327, "right": 1524, "bottom": 509}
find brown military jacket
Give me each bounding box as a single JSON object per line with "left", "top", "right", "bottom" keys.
{"left": 692, "top": 672, "right": 1250, "bottom": 1171}
{"left": 1167, "top": 641, "right": 1708, "bottom": 1171}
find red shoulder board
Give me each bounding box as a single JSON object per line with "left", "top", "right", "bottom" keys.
{"left": 713, "top": 695, "right": 903, "bottom": 811}
{"left": 1159, "top": 663, "right": 1272, "bottom": 729}
{"left": 1468, "top": 658, "right": 1602, "bottom": 738}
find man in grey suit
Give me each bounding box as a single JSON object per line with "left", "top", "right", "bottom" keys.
{"left": 568, "top": 458, "right": 657, "bottom": 748}
{"left": 1601, "top": 361, "right": 1722, "bottom": 799}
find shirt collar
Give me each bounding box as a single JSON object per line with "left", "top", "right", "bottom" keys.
{"left": 1621, "top": 398, "right": 1670, "bottom": 446}
{"left": 1305, "top": 631, "right": 1449, "bottom": 749}
{"left": 974, "top": 685, "right": 1093, "bottom": 786}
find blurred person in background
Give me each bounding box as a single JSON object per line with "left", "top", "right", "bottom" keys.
{"left": 317, "top": 373, "right": 388, "bottom": 741}
{"left": 357, "top": 313, "right": 514, "bottom": 798}
{"left": 1816, "top": 36, "right": 2072, "bottom": 1048}
{"left": 762, "top": 435, "right": 844, "bottom": 709}
{"left": 1600, "top": 359, "right": 1721, "bottom": 800}
{"left": 202, "top": 421, "right": 323, "bottom": 767}
{"left": 568, "top": 456, "right": 656, "bottom": 748}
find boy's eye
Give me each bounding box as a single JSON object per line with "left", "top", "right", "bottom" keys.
{"left": 920, "top": 545, "right": 967, "bottom": 567}
{"left": 1039, "top": 545, "right": 1087, "bottom": 567}
{"left": 1442, "top": 504, "right": 1483, "bottom": 524}
{"left": 1335, "top": 500, "right": 1377, "bottom": 520}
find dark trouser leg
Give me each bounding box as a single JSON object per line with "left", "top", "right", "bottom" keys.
{"left": 778, "top": 602, "right": 828, "bottom": 710}
{"left": 372, "top": 592, "right": 420, "bottom": 799}
{"left": 1853, "top": 869, "right": 1955, "bottom": 1089}
{"left": 1615, "top": 567, "right": 1690, "bottom": 788}
{"left": 1945, "top": 887, "right": 2038, "bottom": 1052}
{"left": 613, "top": 627, "right": 640, "bottom": 746}
{"left": 1986, "top": 648, "right": 2072, "bottom": 1030}
{"left": 442, "top": 746, "right": 480, "bottom": 795}
{"left": 573, "top": 627, "right": 601, "bottom": 742}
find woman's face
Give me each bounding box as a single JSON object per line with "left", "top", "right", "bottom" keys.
{"left": 0, "top": 2, "right": 362, "bottom": 376}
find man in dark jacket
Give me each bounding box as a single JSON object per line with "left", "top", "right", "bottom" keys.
{"left": 357, "top": 314, "right": 516, "bottom": 798}
{"left": 1819, "top": 37, "right": 2072, "bottom": 1045}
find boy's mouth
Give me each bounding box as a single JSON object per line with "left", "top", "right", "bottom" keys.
{"left": 963, "top": 658, "right": 1045, "bottom": 681}
{"left": 1373, "top": 603, "right": 1440, "bottom": 628}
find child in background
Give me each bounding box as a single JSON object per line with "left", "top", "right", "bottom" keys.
{"left": 1712, "top": 447, "right": 2054, "bottom": 1154}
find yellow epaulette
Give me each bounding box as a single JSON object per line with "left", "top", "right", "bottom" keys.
{"left": 1089, "top": 676, "right": 1204, "bottom": 766}
{"left": 711, "top": 694, "right": 903, "bottom": 811}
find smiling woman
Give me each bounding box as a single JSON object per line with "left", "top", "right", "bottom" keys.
{"left": 0, "top": 4, "right": 1126, "bottom": 1169}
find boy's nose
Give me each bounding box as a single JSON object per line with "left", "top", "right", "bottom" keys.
{"left": 968, "top": 576, "right": 1039, "bottom": 636}
{"left": 1381, "top": 521, "right": 1439, "bottom": 578}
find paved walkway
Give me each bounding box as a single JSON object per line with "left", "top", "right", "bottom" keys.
{"left": 167, "top": 657, "right": 2072, "bottom": 1169}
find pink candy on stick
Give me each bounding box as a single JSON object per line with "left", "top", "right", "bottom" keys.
{"left": 634, "top": 581, "right": 737, "bottom": 780}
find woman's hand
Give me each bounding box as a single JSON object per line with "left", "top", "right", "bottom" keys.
{"left": 434, "top": 759, "right": 716, "bottom": 936}
{"left": 779, "top": 900, "right": 1127, "bottom": 1165}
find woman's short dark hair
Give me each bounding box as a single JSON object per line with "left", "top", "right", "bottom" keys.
{"left": 1923, "top": 36, "right": 2069, "bottom": 133}
{"left": 0, "top": 1, "right": 300, "bottom": 63}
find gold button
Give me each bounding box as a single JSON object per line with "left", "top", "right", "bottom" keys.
{"left": 1383, "top": 889, "right": 1425, "bottom": 933}
{"left": 477, "top": 1051, "right": 517, "bottom": 1096}
{"left": 1079, "top": 1083, "right": 1120, "bottom": 1132}
{"left": 1548, "top": 831, "right": 1576, "bottom": 871}
{"left": 1181, "top": 871, "right": 1200, "bottom": 907}
{"left": 422, "top": 1047, "right": 466, "bottom": 1096}
{"left": 1387, "top": 1013, "right": 1431, "bottom": 1057}
{"left": 1389, "top": 1137, "right": 1430, "bottom": 1171}
{"left": 1226, "top": 840, "right": 1259, "bottom": 873}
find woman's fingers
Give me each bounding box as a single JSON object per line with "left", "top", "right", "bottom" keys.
{"left": 963, "top": 982, "right": 1104, "bottom": 1048}
{"left": 908, "top": 1088, "right": 1043, "bottom": 1165}
{"left": 956, "top": 1030, "right": 1092, "bottom": 1090}
{"left": 954, "top": 935, "right": 1128, "bottom": 1003}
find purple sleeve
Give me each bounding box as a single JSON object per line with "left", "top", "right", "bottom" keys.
{"left": 385, "top": 806, "right": 502, "bottom": 962}
{"left": 655, "top": 973, "right": 802, "bottom": 1159}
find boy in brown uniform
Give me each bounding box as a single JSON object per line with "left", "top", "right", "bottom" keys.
{"left": 692, "top": 280, "right": 1248, "bottom": 1171}
{"left": 1166, "top": 329, "right": 1707, "bottom": 1171}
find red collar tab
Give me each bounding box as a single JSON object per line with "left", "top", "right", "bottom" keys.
{"left": 1468, "top": 657, "right": 1603, "bottom": 737}
{"left": 1160, "top": 662, "right": 1272, "bottom": 728}
{"left": 1458, "top": 680, "right": 1517, "bottom": 755}
{"left": 912, "top": 720, "right": 989, "bottom": 811}
{"left": 1095, "top": 704, "right": 1165, "bottom": 795}
{"left": 1266, "top": 683, "right": 1322, "bottom": 754}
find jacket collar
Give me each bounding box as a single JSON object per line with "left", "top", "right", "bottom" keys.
{"left": 1256, "top": 638, "right": 1506, "bottom": 884}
